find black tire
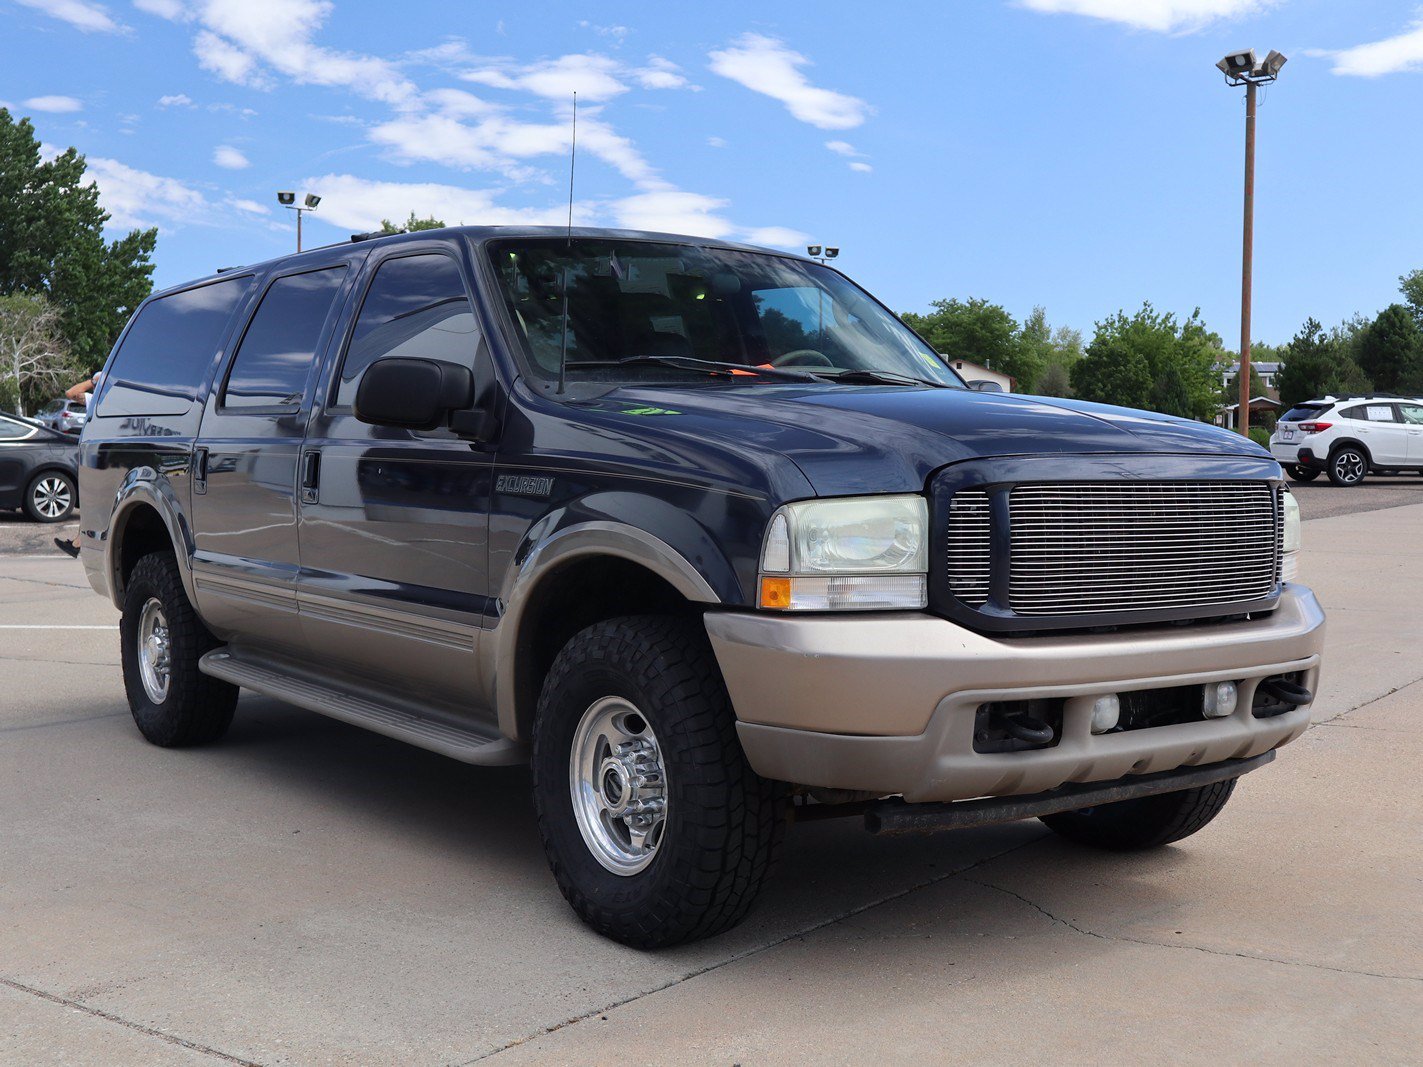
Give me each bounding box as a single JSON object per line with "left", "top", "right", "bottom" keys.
{"left": 120, "top": 551, "right": 237, "bottom": 747}
{"left": 1040, "top": 779, "right": 1236, "bottom": 851}
{"left": 22, "top": 469, "right": 76, "bottom": 522}
{"left": 1327, "top": 445, "right": 1368, "bottom": 487}
{"left": 1288, "top": 465, "right": 1320, "bottom": 483}
{"left": 532, "top": 615, "right": 788, "bottom": 949}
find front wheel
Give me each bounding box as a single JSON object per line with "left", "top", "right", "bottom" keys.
{"left": 120, "top": 551, "right": 237, "bottom": 747}
{"left": 1288, "top": 465, "right": 1320, "bottom": 483}
{"left": 23, "top": 470, "right": 76, "bottom": 522}
{"left": 1040, "top": 779, "right": 1236, "bottom": 851}
{"left": 532, "top": 615, "right": 787, "bottom": 948}
{"left": 1327, "top": 446, "right": 1368, "bottom": 487}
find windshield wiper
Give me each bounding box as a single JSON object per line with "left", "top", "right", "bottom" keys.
{"left": 565, "top": 355, "right": 825, "bottom": 382}
{"left": 813, "top": 368, "right": 951, "bottom": 388}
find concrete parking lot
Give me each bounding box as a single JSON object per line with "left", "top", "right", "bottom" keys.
{"left": 2, "top": 487, "right": 1420, "bottom": 1065}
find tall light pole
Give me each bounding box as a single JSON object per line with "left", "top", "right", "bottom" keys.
{"left": 807, "top": 245, "right": 840, "bottom": 337}
{"left": 277, "top": 191, "right": 322, "bottom": 252}
{"left": 1216, "top": 49, "right": 1286, "bottom": 436}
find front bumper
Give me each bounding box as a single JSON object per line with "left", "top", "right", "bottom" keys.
{"left": 705, "top": 585, "right": 1325, "bottom": 803}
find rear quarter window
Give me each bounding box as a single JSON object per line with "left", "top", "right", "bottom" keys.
{"left": 99, "top": 275, "right": 254, "bottom": 417}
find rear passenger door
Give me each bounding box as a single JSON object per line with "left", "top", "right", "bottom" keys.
{"left": 189, "top": 258, "right": 358, "bottom": 655}
{"left": 297, "top": 245, "right": 498, "bottom": 714}
{"left": 1340, "top": 403, "right": 1407, "bottom": 465}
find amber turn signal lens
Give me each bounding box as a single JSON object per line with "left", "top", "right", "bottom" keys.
{"left": 759, "top": 576, "right": 792, "bottom": 609}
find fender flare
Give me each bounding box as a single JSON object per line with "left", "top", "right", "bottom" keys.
{"left": 105, "top": 469, "right": 197, "bottom": 609}
{"left": 486, "top": 520, "right": 722, "bottom": 740}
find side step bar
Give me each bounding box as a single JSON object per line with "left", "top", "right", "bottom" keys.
{"left": 199, "top": 650, "right": 526, "bottom": 766}
{"left": 864, "top": 751, "right": 1275, "bottom": 835}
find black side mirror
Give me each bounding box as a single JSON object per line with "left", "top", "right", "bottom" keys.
{"left": 354, "top": 358, "right": 474, "bottom": 431}
{"left": 967, "top": 379, "right": 1004, "bottom": 393}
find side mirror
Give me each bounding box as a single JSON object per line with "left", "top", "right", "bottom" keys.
{"left": 354, "top": 358, "right": 474, "bottom": 431}
{"left": 967, "top": 379, "right": 1004, "bottom": 393}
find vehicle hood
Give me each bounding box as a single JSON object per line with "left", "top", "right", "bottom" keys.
{"left": 595, "top": 384, "right": 1272, "bottom": 496}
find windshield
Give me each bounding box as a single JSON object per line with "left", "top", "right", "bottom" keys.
{"left": 485, "top": 238, "right": 963, "bottom": 387}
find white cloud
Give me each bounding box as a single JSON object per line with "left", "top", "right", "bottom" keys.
{"left": 848, "top": 161, "right": 873, "bottom": 173}
{"left": 1017, "top": 0, "right": 1275, "bottom": 33}
{"left": 133, "top": 0, "right": 182, "bottom": 16}
{"left": 298, "top": 173, "right": 569, "bottom": 232}
{"left": 85, "top": 156, "right": 211, "bottom": 229}
{"left": 1317, "top": 17, "right": 1423, "bottom": 76}
{"left": 741, "top": 225, "right": 810, "bottom": 250}
{"left": 213, "top": 144, "right": 250, "bottom": 169}
{"left": 462, "top": 53, "right": 630, "bottom": 102}
{"left": 15, "top": 0, "right": 122, "bottom": 33}
{"left": 228, "top": 197, "right": 268, "bottom": 214}
{"left": 706, "top": 136, "right": 728, "bottom": 149}
{"left": 195, "top": 29, "right": 266, "bottom": 86}
{"left": 23, "top": 95, "right": 84, "bottom": 113}
{"left": 579, "top": 21, "right": 630, "bottom": 44}
{"left": 611, "top": 190, "right": 735, "bottom": 238}
{"left": 156, "top": 93, "right": 194, "bottom": 108}
{"left": 633, "top": 56, "right": 693, "bottom": 90}
{"left": 708, "top": 34, "right": 871, "bottom": 130}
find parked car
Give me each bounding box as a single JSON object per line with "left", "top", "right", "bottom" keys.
{"left": 1271, "top": 394, "right": 1423, "bottom": 486}
{"left": 78, "top": 227, "right": 1325, "bottom": 948}
{"left": 34, "top": 397, "right": 88, "bottom": 435}
{"left": 0, "top": 411, "right": 80, "bottom": 522}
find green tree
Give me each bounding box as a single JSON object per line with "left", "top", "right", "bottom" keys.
{"left": 1358, "top": 304, "right": 1423, "bottom": 393}
{"left": 378, "top": 212, "right": 446, "bottom": 234}
{"left": 901, "top": 297, "right": 1039, "bottom": 388}
{"left": 0, "top": 109, "right": 156, "bottom": 367}
{"left": 1400, "top": 268, "right": 1423, "bottom": 324}
{"left": 1274, "top": 317, "right": 1372, "bottom": 409}
{"left": 1016, "top": 306, "right": 1082, "bottom": 395}
{"left": 1071, "top": 303, "right": 1221, "bottom": 420}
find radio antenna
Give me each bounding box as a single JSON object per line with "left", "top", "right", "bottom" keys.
{"left": 556, "top": 91, "right": 577, "bottom": 395}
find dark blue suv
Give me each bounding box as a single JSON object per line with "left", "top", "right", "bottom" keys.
{"left": 78, "top": 227, "right": 1325, "bottom": 947}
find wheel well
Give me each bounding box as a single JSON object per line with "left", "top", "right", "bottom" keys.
{"left": 116, "top": 504, "right": 174, "bottom": 594}
{"left": 1329, "top": 439, "right": 1371, "bottom": 464}
{"left": 514, "top": 555, "right": 699, "bottom": 738}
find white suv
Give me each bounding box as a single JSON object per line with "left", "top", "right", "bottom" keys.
{"left": 1271, "top": 395, "right": 1423, "bottom": 486}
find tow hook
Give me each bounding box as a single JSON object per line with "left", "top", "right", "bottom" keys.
{"left": 1258, "top": 677, "right": 1313, "bottom": 707}
{"left": 1002, "top": 710, "right": 1055, "bottom": 745}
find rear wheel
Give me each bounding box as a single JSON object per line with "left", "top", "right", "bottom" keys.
{"left": 23, "top": 470, "right": 76, "bottom": 522}
{"left": 532, "top": 615, "right": 788, "bottom": 948}
{"left": 1327, "top": 446, "right": 1368, "bottom": 487}
{"left": 1287, "top": 465, "right": 1320, "bottom": 483}
{"left": 1041, "top": 779, "right": 1236, "bottom": 851}
{"left": 120, "top": 551, "right": 237, "bottom": 747}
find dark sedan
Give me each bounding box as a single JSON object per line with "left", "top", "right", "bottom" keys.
{"left": 0, "top": 411, "right": 80, "bottom": 522}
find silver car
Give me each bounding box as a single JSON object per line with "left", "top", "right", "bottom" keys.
{"left": 34, "top": 398, "right": 88, "bottom": 435}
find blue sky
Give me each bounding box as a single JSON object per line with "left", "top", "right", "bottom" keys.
{"left": 4, "top": 0, "right": 1422, "bottom": 346}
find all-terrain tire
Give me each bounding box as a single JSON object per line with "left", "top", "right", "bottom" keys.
{"left": 120, "top": 551, "right": 237, "bottom": 747}
{"left": 1040, "top": 779, "right": 1237, "bottom": 851}
{"left": 531, "top": 615, "right": 788, "bottom": 948}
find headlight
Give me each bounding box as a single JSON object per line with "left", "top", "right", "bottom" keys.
{"left": 759, "top": 495, "right": 928, "bottom": 610}
{"left": 1281, "top": 488, "right": 1301, "bottom": 581}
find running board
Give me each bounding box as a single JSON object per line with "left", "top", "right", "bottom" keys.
{"left": 199, "top": 649, "right": 526, "bottom": 766}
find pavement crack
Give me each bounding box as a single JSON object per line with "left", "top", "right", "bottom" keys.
{"left": 1310, "top": 674, "right": 1423, "bottom": 728}
{"left": 965, "top": 879, "right": 1423, "bottom": 984}
{"left": 460, "top": 834, "right": 1046, "bottom": 1064}
{"left": 0, "top": 975, "right": 262, "bottom": 1065}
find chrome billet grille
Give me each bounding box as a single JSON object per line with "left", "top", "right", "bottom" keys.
{"left": 1006, "top": 482, "right": 1280, "bottom": 616}
{"left": 945, "top": 490, "right": 991, "bottom": 606}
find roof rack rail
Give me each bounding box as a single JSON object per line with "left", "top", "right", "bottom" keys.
{"left": 351, "top": 229, "right": 396, "bottom": 243}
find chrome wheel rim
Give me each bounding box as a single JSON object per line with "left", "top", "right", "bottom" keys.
{"left": 32, "top": 476, "right": 71, "bottom": 519}
{"left": 137, "top": 597, "right": 172, "bottom": 704}
{"left": 569, "top": 696, "right": 667, "bottom": 876}
{"left": 1335, "top": 452, "right": 1364, "bottom": 483}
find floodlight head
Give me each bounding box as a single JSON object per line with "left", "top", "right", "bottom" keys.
{"left": 806, "top": 244, "right": 822, "bottom": 257}
{"left": 304, "top": 193, "right": 321, "bottom": 209}
{"left": 1262, "top": 49, "right": 1288, "bottom": 77}
{"left": 276, "top": 191, "right": 296, "bottom": 206}
{"left": 1219, "top": 49, "right": 1257, "bottom": 77}
{"left": 824, "top": 247, "right": 840, "bottom": 259}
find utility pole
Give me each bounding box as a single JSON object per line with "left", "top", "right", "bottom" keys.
{"left": 1216, "top": 48, "right": 1286, "bottom": 436}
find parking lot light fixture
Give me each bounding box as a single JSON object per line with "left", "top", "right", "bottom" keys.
{"left": 277, "top": 190, "right": 321, "bottom": 252}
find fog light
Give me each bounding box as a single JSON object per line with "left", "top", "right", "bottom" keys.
{"left": 1089, "top": 694, "right": 1120, "bottom": 734}
{"left": 1202, "top": 681, "right": 1238, "bottom": 718}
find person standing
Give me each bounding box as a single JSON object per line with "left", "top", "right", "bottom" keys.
{"left": 52, "top": 370, "right": 102, "bottom": 558}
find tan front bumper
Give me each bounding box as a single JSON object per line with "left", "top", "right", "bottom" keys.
{"left": 704, "top": 585, "right": 1326, "bottom": 804}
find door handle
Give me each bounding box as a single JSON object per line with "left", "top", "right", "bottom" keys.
{"left": 192, "top": 446, "right": 209, "bottom": 495}
{"left": 300, "top": 449, "right": 320, "bottom": 504}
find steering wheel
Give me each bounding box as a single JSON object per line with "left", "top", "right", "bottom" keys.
{"left": 772, "top": 349, "right": 834, "bottom": 368}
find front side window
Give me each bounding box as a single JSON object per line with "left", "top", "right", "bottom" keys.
{"left": 223, "top": 267, "right": 346, "bottom": 410}
{"left": 485, "top": 238, "right": 962, "bottom": 388}
{"left": 1398, "top": 403, "right": 1423, "bottom": 425}
{"left": 335, "top": 254, "right": 476, "bottom": 407}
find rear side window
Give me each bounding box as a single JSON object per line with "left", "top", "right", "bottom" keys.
{"left": 1341, "top": 404, "right": 1398, "bottom": 423}
{"left": 1280, "top": 404, "right": 1328, "bottom": 423}
{"left": 334, "top": 254, "right": 476, "bottom": 407}
{"left": 100, "top": 276, "right": 253, "bottom": 417}
{"left": 223, "top": 267, "right": 346, "bottom": 410}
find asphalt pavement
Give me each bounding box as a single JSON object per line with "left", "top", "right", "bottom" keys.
{"left": 0, "top": 489, "right": 1420, "bottom": 1064}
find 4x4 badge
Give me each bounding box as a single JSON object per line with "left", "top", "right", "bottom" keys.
{"left": 496, "top": 473, "right": 554, "bottom": 498}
